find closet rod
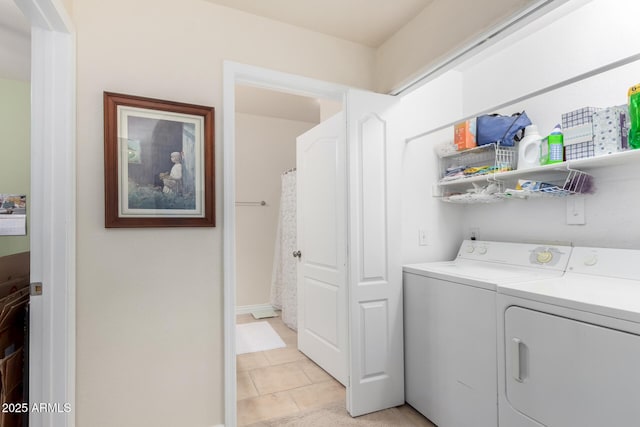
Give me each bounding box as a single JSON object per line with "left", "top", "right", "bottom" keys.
{"left": 235, "top": 201, "right": 267, "bottom": 206}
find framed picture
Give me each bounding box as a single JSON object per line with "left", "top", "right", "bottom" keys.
{"left": 103, "top": 92, "right": 215, "bottom": 227}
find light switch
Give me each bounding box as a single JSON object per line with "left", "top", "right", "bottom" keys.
{"left": 566, "top": 197, "right": 585, "bottom": 225}
{"left": 418, "top": 229, "right": 429, "bottom": 246}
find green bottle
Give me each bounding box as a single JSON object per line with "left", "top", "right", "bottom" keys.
{"left": 540, "top": 125, "right": 563, "bottom": 165}
{"left": 628, "top": 83, "right": 640, "bottom": 149}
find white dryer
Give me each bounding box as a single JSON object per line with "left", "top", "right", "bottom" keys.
{"left": 498, "top": 246, "right": 640, "bottom": 427}
{"left": 403, "top": 240, "right": 571, "bottom": 427}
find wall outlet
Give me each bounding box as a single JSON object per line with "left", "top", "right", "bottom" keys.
{"left": 418, "top": 229, "right": 429, "bottom": 246}
{"left": 469, "top": 227, "right": 480, "bottom": 240}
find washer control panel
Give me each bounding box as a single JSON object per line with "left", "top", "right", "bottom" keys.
{"left": 535, "top": 250, "right": 554, "bottom": 264}
{"left": 458, "top": 240, "right": 571, "bottom": 271}
{"left": 463, "top": 243, "right": 489, "bottom": 255}
{"left": 529, "top": 246, "right": 566, "bottom": 266}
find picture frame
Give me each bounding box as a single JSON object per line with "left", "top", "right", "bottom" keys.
{"left": 103, "top": 92, "right": 215, "bottom": 227}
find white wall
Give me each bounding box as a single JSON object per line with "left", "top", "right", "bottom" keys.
{"left": 458, "top": 0, "right": 640, "bottom": 249}
{"left": 235, "top": 113, "right": 316, "bottom": 307}
{"left": 319, "top": 98, "right": 343, "bottom": 122}
{"left": 400, "top": 71, "right": 465, "bottom": 263}
{"left": 400, "top": 0, "right": 640, "bottom": 256}
{"left": 73, "top": 0, "right": 375, "bottom": 426}
{"left": 459, "top": 0, "right": 640, "bottom": 117}
{"left": 375, "top": 0, "right": 539, "bottom": 93}
{"left": 0, "top": 77, "right": 29, "bottom": 257}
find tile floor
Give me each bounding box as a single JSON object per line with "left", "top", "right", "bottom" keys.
{"left": 236, "top": 313, "right": 434, "bottom": 426}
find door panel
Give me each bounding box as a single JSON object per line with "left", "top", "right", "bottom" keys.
{"left": 346, "top": 89, "right": 403, "bottom": 416}
{"left": 505, "top": 306, "right": 640, "bottom": 427}
{"left": 297, "top": 113, "right": 348, "bottom": 385}
{"left": 303, "top": 278, "right": 339, "bottom": 348}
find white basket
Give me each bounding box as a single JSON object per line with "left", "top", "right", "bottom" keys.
{"left": 439, "top": 143, "right": 518, "bottom": 181}
{"left": 502, "top": 170, "right": 593, "bottom": 199}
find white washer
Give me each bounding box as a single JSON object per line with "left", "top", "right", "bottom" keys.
{"left": 498, "top": 246, "right": 640, "bottom": 427}
{"left": 403, "top": 240, "right": 572, "bottom": 427}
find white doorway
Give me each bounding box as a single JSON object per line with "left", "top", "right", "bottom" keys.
{"left": 224, "top": 64, "right": 349, "bottom": 427}
{"left": 224, "top": 62, "right": 404, "bottom": 427}
{"left": 234, "top": 78, "right": 347, "bottom": 422}
{"left": 233, "top": 84, "right": 332, "bottom": 318}
{"left": 9, "top": 1, "right": 76, "bottom": 426}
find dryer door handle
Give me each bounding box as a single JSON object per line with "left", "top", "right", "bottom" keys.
{"left": 511, "top": 337, "right": 525, "bottom": 382}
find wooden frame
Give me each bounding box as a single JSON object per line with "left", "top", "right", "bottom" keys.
{"left": 104, "top": 92, "right": 215, "bottom": 227}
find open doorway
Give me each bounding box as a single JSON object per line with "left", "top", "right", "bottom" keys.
{"left": 1, "top": 1, "right": 76, "bottom": 425}
{"left": 224, "top": 62, "right": 411, "bottom": 427}
{"left": 233, "top": 84, "right": 346, "bottom": 425}
{"left": 0, "top": 2, "right": 31, "bottom": 425}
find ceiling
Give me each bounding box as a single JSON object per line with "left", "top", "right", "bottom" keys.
{"left": 203, "top": 0, "right": 433, "bottom": 48}
{"left": 235, "top": 85, "right": 322, "bottom": 123}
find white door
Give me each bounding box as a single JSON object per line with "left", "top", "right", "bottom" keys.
{"left": 346, "top": 89, "right": 404, "bottom": 416}
{"left": 505, "top": 306, "right": 640, "bottom": 426}
{"left": 296, "top": 113, "right": 348, "bottom": 385}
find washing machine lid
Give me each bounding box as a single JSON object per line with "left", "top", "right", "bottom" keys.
{"left": 403, "top": 259, "right": 566, "bottom": 291}
{"left": 498, "top": 246, "right": 640, "bottom": 323}
{"left": 403, "top": 240, "right": 572, "bottom": 291}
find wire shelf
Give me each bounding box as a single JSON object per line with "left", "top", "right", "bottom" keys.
{"left": 442, "top": 194, "right": 505, "bottom": 204}
{"left": 439, "top": 143, "right": 517, "bottom": 184}
{"left": 500, "top": 169, "right": 594, "bottom": 199}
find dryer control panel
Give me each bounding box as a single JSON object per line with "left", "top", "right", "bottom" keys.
{"left": 568, "top": 246, "right": 640, "bottom": 279}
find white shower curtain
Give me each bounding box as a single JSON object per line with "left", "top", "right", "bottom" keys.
{"left": 270, "top": 170, "right": 297, "bottom": 331}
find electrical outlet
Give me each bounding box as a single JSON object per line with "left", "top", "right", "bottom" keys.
{"left": 418, "top": 229, "right": 429, "bottom": 246}
{"left": 469, "top": 227, "right": 480, "bottom": 240}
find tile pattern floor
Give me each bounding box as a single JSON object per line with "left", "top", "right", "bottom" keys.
{"left": 236, "top": 313, "right": 435, "bottom": 426}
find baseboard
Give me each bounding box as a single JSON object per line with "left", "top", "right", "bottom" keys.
{"left": 235, "top": 303, "right": 275, "bottom": 316}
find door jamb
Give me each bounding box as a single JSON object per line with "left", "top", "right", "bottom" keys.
{"left": 14, "top": 1, "right": 76, "bottom": 426}
{"left": 222, "top": 61, "right": 348, "bottom": 427}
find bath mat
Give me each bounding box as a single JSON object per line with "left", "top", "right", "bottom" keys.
{"left": 236, "top": 321, "right": 286, "bottom": 355}
{"left": 251, "top": 308, "right": 278, "bottom": 319}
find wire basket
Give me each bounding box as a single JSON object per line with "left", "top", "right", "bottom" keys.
{"left": 495, "top": 145, "right": 518, "bottom": 172}
{"left": 542, "top": 169, "right": 594, "bottom": 196}
{"left": 439, "top": 143, "right": 518, "bottom": 182}
{"left": 501, "top": 170, "right": 594, "bottom": 199}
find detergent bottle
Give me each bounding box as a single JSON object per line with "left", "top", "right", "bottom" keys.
{"left": 540, "top": 124, "right": 564, "bottom": 165}
{"left": 517, "top": 125, "right": 542, "bottom": 170}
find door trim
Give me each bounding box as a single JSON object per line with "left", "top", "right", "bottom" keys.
{"left": 222, "top": 61, "right": 348, "bottom": 427}
{"left": 14, "top": 1, "right": 76, "bottom": 426}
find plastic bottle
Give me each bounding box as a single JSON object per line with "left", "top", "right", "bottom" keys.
{"left": 548, "top": 125, "right": 564, "bottom": 163}
{"left": 628, "top": 83, "right": 640, "bottom": 149}
{"left": 517, "top": 125, "right": 542, "bottom": 170}
{"left": 540, "top": 124, "right": 563, "bottom": 165}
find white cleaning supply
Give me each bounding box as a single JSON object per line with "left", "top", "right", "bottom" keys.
{"left": 517, "top": 125, "right": 542, "bottom": 170}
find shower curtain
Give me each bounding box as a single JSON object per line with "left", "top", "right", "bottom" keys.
{"left": 270, "top": 170, "right": 297, "bottom": 331}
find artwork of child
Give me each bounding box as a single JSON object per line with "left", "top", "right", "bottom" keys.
{"left": 159, "top": 151, "right": 183, "bottom": 194}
